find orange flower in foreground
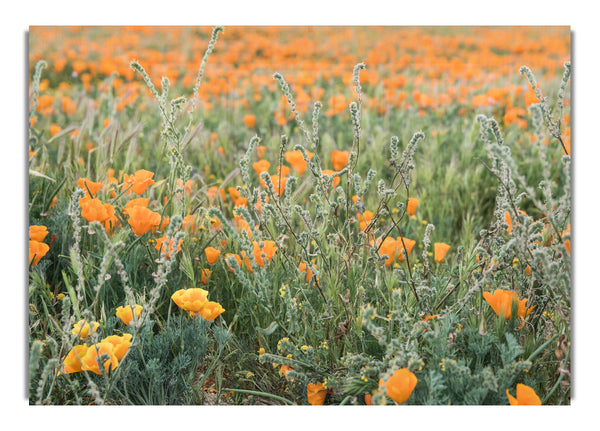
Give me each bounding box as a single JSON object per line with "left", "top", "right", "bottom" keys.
{"left": 123, "top": 169, "right": 154, "bottom": 194}
{"left": 331, "top": 149, "right": 349, "bottom": 171}
{"left": 171, "top": 288, "right": 209, "bottom": 313}
{"left": 29, "top": 240, "right": 50, "bottom": 266}
{"left": 29, "top": 225, "right": 49, "bottom": 242}
{"left": 123, "top": 197, "right": 150, "bottom": 215}
{"left": 396, "top": 237, "right": 416, "bottom": 262}
{"left": 80, "top": 197, "right": 114, "bottom": 224}
{"left": 76, "top": 178, "right": 103, "bottom": 197}
{"left": 407, "top": 198, "right": 419, "bottom": 216}
{"left": 61, "top": 344, "right": 90, "bottom": 374}
{"left": 81, "top": 341, "right": 119, "bottom": 375}
{"left": 434, "top": 242, "right": 451, "bottom": 263}
{"left": 204, "top": 246, "right": 221, "bottom": 265}
{"left": 152, "top": 216, "right": 169, "bottom": 234}
{"left": 483, "top": 289, "right": 534, "bottom": 321}
{"left": 243, "top": 114, "right": 256, "bottom": 129}
{"left": 506, "top": 384, "right": 542, "bottom": 405}
{"left": 126, "top": 206, "right": 162, "bottom": 236}
{"left": 190, "top": 301, "right": 225, "bottom": 322}
{"left": 307, "top": 382, "right": 328, "bottom": 405}
{"left": 116, "top": 304, "right": 143, "bottom": 325}
{"left": 102, "top": 333, "right": 133, "bottom": 361}
{"left": 379, "top": 368, "right": 418, "bottom": 404}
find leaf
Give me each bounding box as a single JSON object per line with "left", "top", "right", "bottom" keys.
{"left": 256, "top": 321, "right": 278, "bottom": 336}
{"left": 29, "top": 169, "right": 56, "bottom": 182}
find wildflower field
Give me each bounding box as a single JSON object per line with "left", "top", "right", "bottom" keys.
{"left": 27, "top": 25, "right": 572, "bottom": 406}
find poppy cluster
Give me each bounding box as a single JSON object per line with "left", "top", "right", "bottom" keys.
{"left": 171, "top": 288, "right": 225, "bottom": 322}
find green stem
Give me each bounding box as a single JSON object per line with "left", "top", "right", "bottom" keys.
{"left": 222, "top": 388, "right": 295, "bottom": 405}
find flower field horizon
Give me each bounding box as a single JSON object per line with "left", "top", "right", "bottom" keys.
{"left": 27, "top": 25, "right": 571, "bottom": 405}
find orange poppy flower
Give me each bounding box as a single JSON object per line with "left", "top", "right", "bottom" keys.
{"left": 277, "top": 165, "right": 291, "bottom": 177}
{"left": 298, "top": 262, "right": 315, "bottom": 282}
{"left": 483, "top": 289, "right": 534, "bottom": 321}
{"left": 396, "top": 237, "right": 416, "bottom": 262}
{"left": 256, "top": 145, "right": 267, "bottom": 159}
{"left": 280, "top": 365, "right": 293, "bottom": 377}
{"left": 253, "top": 159, "right": 271, "bottom": 176}
{"left": 122, "top": 197, "right": 150, "bottom": 214}
{"left": 377, "top": 237, "right": 397, "bottom": 267}
{"left": 204, "top": 246, "right": 221, "bottom": 265}
{"left": 61, "top": 344, "right": 90, "bottom": 374}
{"left": 101, "top": 333, "right": 132, "bottom": 361}
{"left": 307, "top": 381, "right": 328, "bottom": 405}
{"left": 76, "top": 178, "right": 103, "bottom": 197}
{"left": 253, "top": 240, "right": 278, "bottom": 267}
{"left": 126, "top": 206, "right": 162, "bottom": 236}
{"left": 379, "top": 368, "right": 418, "bottom": 404}
{"left": 79, "top": 197, "right": 114, "bottom": 224}
{"left": 29, "top": 240, "right": 50, "bottom": 266}
{"left": 71, "top": 320, "right": 100, "bottom": 339}
{"left": 50, "top": 123, "right": 62, "bottom": 137}
{"left": 123, "top": 169, "right": 154, "bottom": 194}
{"left": 434, "top": 242, "right": 451, "bottom": 263}
{"left": 506, "top": 384, "right": 542, "bottom": 405}
{"left": 29, "top": 225, "right": 49, "bottom": 242}
{"left": 152, "top": 216, "right": 170, "bottom": 234}
{"left": 331, "top": 149, "right": 349, "bottom": 171}
{"left": 243, "top": 114, "right": 256, "bottom": 129}
{"left": 200, "top": 268, "right": 212, "bottom": 285}
{"left": 266, "top": 174, "right": 287, "bottom": 196}
{"left": 406, "top": 198, "right": 419, "bottom": 216}
{"left": 357, "top": 210, "right": 374, "bottom": 231}
{"left": 240, "top": 250, "right": 254, "bottom": 273}
{"left": 171, "top": 288, "right": 209, "bottom": 313}
{"left": 81, "top": 341, "right": 119, "bottom": 375}
{"left": 285, "top": 149, "right": 313, "bottom": 175}
{"left": 101, "top": 203, "right": 120, "bottom": 234}
{"left": 116, "top": 304, "right": 143, "bottom": 325}
{"left": 190, "top": 301, "right": 225, "bottom": 322}
{"left": 504, "top": 210, "right": 527, "bottom": 234}
{"left": 206, "top": 186, "right": 226, "bottom": 202}
{"left": 182, "top": 214, "right": 199, "bottom": 234}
